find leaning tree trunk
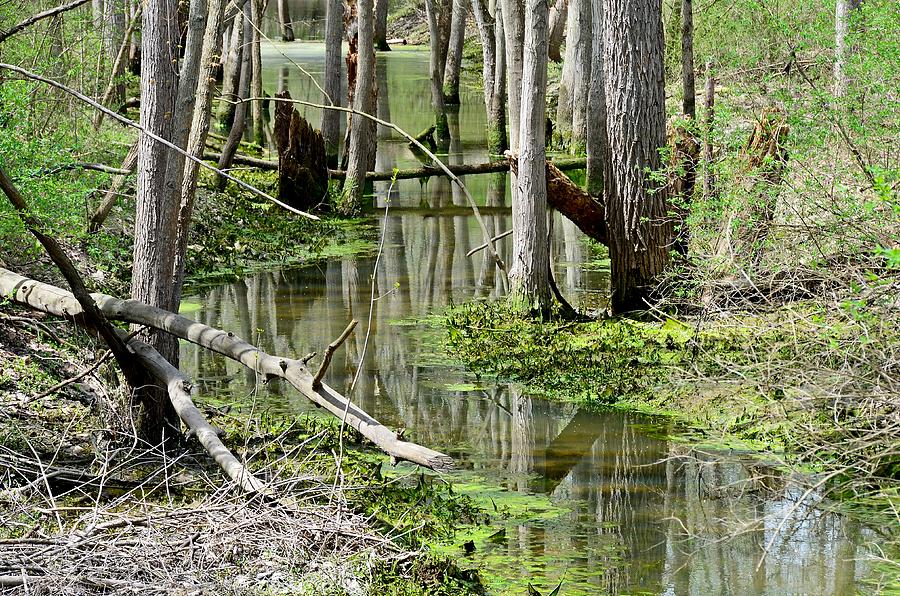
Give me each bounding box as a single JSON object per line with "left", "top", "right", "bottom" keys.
{"left": 442, "top": 0, "right": 467, "bottom": 105}
{"left": 278, "top": 0, "right": 295, "bottom": 41}
{"left": 556, "top": 0, "right": 590, "bottom": 150}
{"left": 547, "top": 0, "right": 567, "bottom": 63}
{"left": 133, "top": 0, "right": 181, "bottom": 440}
{"left": 834, "top": 0, "right": 863, "bottom": 99}
{"left": 217, "top": 2, "right": 253, "bottom": 189}
{"left": 425, "top": 0, "right": 450, "bottom": 140}
{"left": 217, "top": 12, "right": 244, "bottom": 126}
{"left": 585, "top": 0, "right": 605, "bottom": 197}
{"left": 374, "top": 0, "right": 390, "bottom": 50}
{"left": 322, "top": 0, "right": 344, "bottom": 166}
{"left": 602, "top": 0, "right": 671, "bottom": 313}
{"left": 510, "top": 0, "right": 551, "bottom": 312}
{"left": 339, "top": 0, "right": 375, "bottom": 213}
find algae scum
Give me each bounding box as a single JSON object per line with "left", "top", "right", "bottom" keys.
{"left": 175, "top": 43, "right": 891, "bottom": 594}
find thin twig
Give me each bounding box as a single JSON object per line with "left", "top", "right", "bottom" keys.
{"left": 313, "top": 320, "right": 358, "bottom": 390}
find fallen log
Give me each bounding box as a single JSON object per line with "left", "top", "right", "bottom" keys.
{"left": 201, "top": 150, "right": 587, "bottom": 182}
{"left": 0, "top": 268, "right": 454, "bottom": 473}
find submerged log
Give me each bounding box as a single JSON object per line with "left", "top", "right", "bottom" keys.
{"left": 0, "top": 268, "right": 455, "bottom": 473}
{"left": 273, "top": 90, "right": 329, "bottom": 210}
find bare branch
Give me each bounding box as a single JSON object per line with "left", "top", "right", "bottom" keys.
{"left": 0, "top": 0, "right": 90, "bottom": 44}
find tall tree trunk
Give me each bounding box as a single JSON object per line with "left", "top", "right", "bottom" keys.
{"left": 217, "top": 12, "right": 244, "bottom": 126}
{"left": 250, "top": 0, "right": 265, "bottom": 145}
{"left": 425, "top": 0, "right": 450, "bottom": 140}
{"left": 133, "top": 0, "right": 180, "bottom": 440}
{"left": 500, "top": 0, "right": 524, "bottom": 152}
{"left": 103, "top": 0, "right": 126, "bottom": 103}
{"left": 472, "top": 0, "right": 506, "bottom": 153}
{"left": 547, "top": 0, "right": 566, "bottom": 62}
{"left": 602, "top": 0, "right": 671, "bottom": 313}
{"left": 702, "top": 60, "right": 716, "bottom": 202}
{"left": 322, "top": 0, "right": 344, "bottom": 166}
{"left": 492, "top": 1, "right": 508, "bottom": 153}
{"left": 585, "top": 0, "right": 605, "bottom": 197}
{"left": 374, "top": 0, "right": 390, "bottom": 50}
{"left": 556, "top": 0, "right": 589, "bottom": 150}
{"left": 510, "top": 0, "right": 551, "bottom": 312}
{"left": 278, "top": 0, "right": 295, "bottom": 41}
{"left": 339, "top": 0, "right": 375, "bottom": 213}
{"left": 173, "top": 0, "right": 226, "bottom": 304}
{"left": 437, "top": 0, "right": 454, "bottom": 71}
{"left": 217, "top": 2, "right": 253, "bottom": 188}
{"left": 443, "top": 0, "right": 467, "bottom": 105}
{"left": 834, "top": 0, "right": 863, "bottom": 99}
{"left": 680, "top": 0, "right": 695, "bottom": 119}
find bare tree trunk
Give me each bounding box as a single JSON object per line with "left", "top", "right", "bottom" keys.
{"left": 374, "top": 0, "right": 390, "bottom": 50}
{"left": 556, "top": 0, "right": 589, "bottom": 150}
{"left": 437, "top": 0, "right": 453, "bottom": 71}
{"left": 217, "top": 3, "right": 253, "bottom": 189}
{"left": 250, "top": 0, "right": 264, "bottom": 146}
{"left": 602, "top": 0, "right": 671, "bottom": 313}
{"left": 425, "top": 0, "right": 450, "bottom": 139}
{"left": 217, "top": 12, "right": 244, "bottom": 126}
{"left": 471, "top": 0, "right": 506, "bottom": 153}
{"left": 322, "top": 0, "right": 343, "bottom": 167}
{"left": 585, "top": 0, "right": 605, "bottom": 197}
{"left": 510, "top": 0, "right": 550, "bottom": 312}
{"left": 500, "top": 0, "right": 524, "bottom": 152}
{"left": 834, "top": 0, "right": 863, "bottom": 99}
{"left": 443, "top": 0, "right": 467, "bottom": 105}
{"left": 103, "top": 0, "right": 126, "bottom": 103}
{"left": 547, "top": 0, "right": 566, "bottom": 62}
{"left": 702, "top": 60, "right": 716, "bottom": 201}
{"left": 172, "top": 0, "right": 226, "bottom": 303}
{"left": 133, "top": 0, "right": 180, "bottom": 440}
{"left": 680, "top": 0, "right": 695, "bottom": 119}
{"left": 339, "top": 0, "right": 375, "bottom": 213}
{"left": 277, "top": 0, "right": 294, "bottom": 41}
{"left": 492, "top": 1, "right": 508, "bottom": 152}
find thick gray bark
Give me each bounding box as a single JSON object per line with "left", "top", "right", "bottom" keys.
{"left": 585, "top": 0, "right": 605, "bottom": 196}
{"left": 556, "top": 0, "right": 590, "bottom": 150}
{"left": 339, "top": 0, "right": 375, "bottom": 212}
{"left": 443, "top": 0, "right": 467, "bottom": 104}
{"left": 173, "top": 0, "right": 226, "bottom": 302}
{"left": 425, "top": 0, "right": 450, "bottom": 139}
{"left": 510, "top": 0, "right": 551, "bottom": 311}
{"left": 322, "top": 0, "right": 344, "bottom": 166}
{"left": 133, "top": 0, "right": 180, "bottom": 438}
{"left": 547, "top": 0, "right": 566, "bottom": 62}
{"left": 500, "top": 0, "right": 524, "bottom": 152}
{"left": 217, "top": 3, "right": 253, "bottom": 188}
{"left": 277, "top": 0, "right": 294, "bottom": 41}
{"left": 681, "top": 0, "right": 695, "bottom": 118}
{"left": 834, "top": 0, "right": 862, "bottom": 99}
{"left": 471, "top": 0, "right": 506, "bottom": 152}
{"left": 217, "top": 13, "right": 244, "bottom": 126}
{"left": 602, "top": 0, "right": 671, "bottom": 313}
{"left": 492, "top": 1, "right": 507, "bottom": 152}
{"left": 374, "top": 0, "right": 390, "bottom": 50}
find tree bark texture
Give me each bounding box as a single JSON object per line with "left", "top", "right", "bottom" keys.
{"left": 833, "top": 0, "right": 862, "bottom": 99}
{"left": 602, "top": 0, "right": 671, "bottom": 313}
{"left": 250, "top": 0, "right": 265, "bottom": 146}
{"left": 216, "top": 2, "right": 252, "bottom": 190}
{"left": 555, "top": 0, "right": 590, "bottom": 150}
{"left": 492, "top": 0, "right": 508, "bottom": 152}
{"left": 443, "top": 0, "right": 467, "bottom": 104}
{"left": 339, "top": 0, "right": 375, "bottom": 213}
{"left": 322, "top": 0, "right": 344, "bottom": 166}
{"left": 217, "top": 12, "right": 244, "bottom": 126}
{"left": 680, "top": 0, "right": 695, "bottom": 119}
{"left": 278, "top": 0, "right": 294, "bottom": 41}
{"left": 702, "top": 60, "right": 716, "bottom": 201}
{"left": 133, "top": 0, "right": 181, "bottom": 439}
{"left": 471, "top": 0, "right": 505, "bottom": 152}
{"left": 510, "top": 0, "right": 551, "bottom": 311}
{"left": 500, "top": 0, "right": 524, "bottom": 152}
{"left": 425, "top": 0, "right": 450, "bottom": 139}
{"left": 374, "top": 0, "right": 390, "bottom": 50}
{"left": 547, "top": 0, "right": 566, "bottom": 62}
{"left": 274, "top": 90, "right": 329, "bottom": 211}
{"left": 585, "top": 0, "right": 605, "bottom": 197}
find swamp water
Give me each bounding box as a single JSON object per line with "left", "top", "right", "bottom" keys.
{"left": 183, "top": 42, "right": 887, "bottom": 594}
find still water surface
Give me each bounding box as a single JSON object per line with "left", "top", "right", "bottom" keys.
{"left": 184, "top": 42, "right": 884, "bottom": 594}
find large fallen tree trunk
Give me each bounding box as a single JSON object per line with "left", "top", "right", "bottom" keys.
{"left": 0, "top": 268, "right": 454, "bottom": 472}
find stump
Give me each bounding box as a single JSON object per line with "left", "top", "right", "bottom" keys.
{"left": 274, "top": 90, "right": 329, "bottom": 211}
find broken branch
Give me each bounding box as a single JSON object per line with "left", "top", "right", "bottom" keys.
{"left": 313, "top": 320, "right": 357, "bottom": 389}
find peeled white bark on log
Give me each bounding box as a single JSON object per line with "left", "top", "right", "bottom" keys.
{"left": 0, "top": 268, "right": 454, "bottom": 472}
